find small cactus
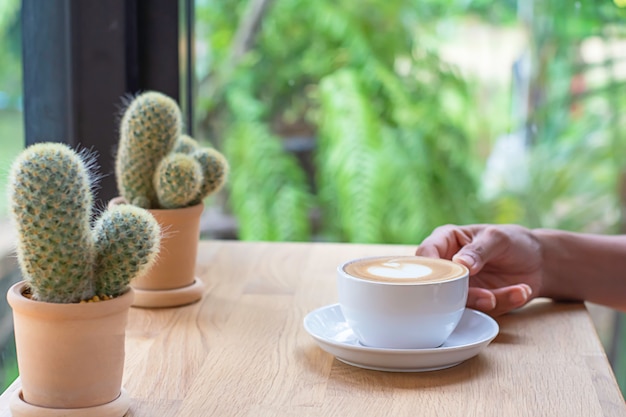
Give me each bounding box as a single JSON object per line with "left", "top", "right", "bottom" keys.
{"left": 173, "top": 134, "right": 200, "bottom": 154}
{"left": 9, "top": 143, "right": 161, "bottom": 303}
{"left": 154, "top": 153, "right": 203, "bottom": 209}
{"left": 190, "top": 148, "right": 229, "bottom": 206}
{"left": 116, "top": 91, "right": 229, "bottom": 210}
{"left": 93, "top": 204, "right": 161, "bottom": 296}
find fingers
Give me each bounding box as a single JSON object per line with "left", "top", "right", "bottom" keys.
{"left": 415, "top": 224, "right": 474, "bottom": 260}
{"left": 451, "top": 226, "right": 510, "bottom": 276}
{"left": 467, "top": 287, "right": 496, "bottom": 311}
{"left": 418, "top": 225, "right": 536, "bottom": 316}
{"left": 467, "top": 284, "right": 533, "bottom": 316}
{"left": 417, "top": 225, "right": 516, "bottom": 276}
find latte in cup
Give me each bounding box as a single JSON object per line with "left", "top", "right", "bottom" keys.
{"left": 337, "top": 256, "right": 469, "bottom": 349}
{"left": 343, "top": 256, "right": 466, "bottom": 284}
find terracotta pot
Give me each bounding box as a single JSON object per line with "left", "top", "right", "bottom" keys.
{"left": 7, "top": 281, "right": 132, "bottom": 417}
{"left": 109, "top": 197, "right": 205, "bottom": 308}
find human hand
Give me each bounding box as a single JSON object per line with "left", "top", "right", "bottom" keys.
{"left": 415, "top": 224, "right": 543, "bottom": 316}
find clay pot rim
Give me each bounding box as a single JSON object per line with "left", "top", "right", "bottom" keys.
{"left": 7, "top": 281, "right": 134, "bottom": 320}
{"left": 108, "top": 196, "right": 204, "bottom": 215}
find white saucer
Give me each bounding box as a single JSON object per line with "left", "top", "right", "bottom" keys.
{"left": 303, "top": 304, "right": 499, "bottom": 372}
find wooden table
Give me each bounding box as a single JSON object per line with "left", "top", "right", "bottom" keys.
{"left": 1, "top": 240, "right": 624, "bottom": 416}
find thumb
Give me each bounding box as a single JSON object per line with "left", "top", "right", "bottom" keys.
{"left": 452, "top": 251, "right": 481, "bottom": 275}
{"left": 451, "top": 230, "right": 504, "bottom": 275}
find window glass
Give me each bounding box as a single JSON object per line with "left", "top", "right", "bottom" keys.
{"left": 1, "top": 0, "right": 625, "bottom": 395}
{"left": 0, "top": 0, "right": 22, "bottom": 390}
{"left": 0, "top": 0, "right": 22, "bottom": 221}
{"left": 194, "top": 1, "right": 626, "bottom": 243}
{"left": 193, "top": 0, "right": 626, "bottom": 391}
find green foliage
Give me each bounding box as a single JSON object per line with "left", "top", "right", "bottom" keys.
{"left": 117, "top": 91, "right": 229, "bottom": 209}
{"left": 224, "top": 89, "right": 312, "bottom": 241}
{"left": 480, "top": 0, "right": 626, "bottom": 233}
{"left": 0, "top": 111, "right": 24, "bottom": 218}
{"left": 0, "top": 335, "right": 17, "bottom": 390}
{"left": 316, "top": 69, "right": 388, "bottom": 243}
{"left": 317, "top": 68, "right": 484, "bottom": 243}
{"left": 9, "top": 143, "right": 161, "bottom": 303}
{"left": 196, "top": 0, "right": 626, "bottom": 243}
{"left": 0, "top": 0, "right": 21, "bottom": 103}
{"left": 197, "top": 0, "right": 485, "bottom": 242}
{"left": 616, "top": 312, "right": 626, "bottom": 398}
{"left": 488, "top": 114, "right": 622, "bottom": 233}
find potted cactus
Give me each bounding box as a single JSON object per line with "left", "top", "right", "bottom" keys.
{"left": 6, "top": 143, "right": 161, "bottom": 417}
{"left": 113, "top": 91, "right": 229, "bottom": 307}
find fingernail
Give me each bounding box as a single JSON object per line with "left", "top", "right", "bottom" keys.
{"left": 476, "top": 297, "right": 496, "bottom": 311}
{"left": 509, "top": 290, "right": 527, "bottom": 305}
{"left": 453, "top": 254, "right": 475, "bottom": 269}
{"left": 522, "top": 284, "right": 533, "bottom": 298}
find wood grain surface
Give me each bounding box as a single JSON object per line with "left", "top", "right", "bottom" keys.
{"left": 0, "top": 240, "right": 624, "bottom": 416}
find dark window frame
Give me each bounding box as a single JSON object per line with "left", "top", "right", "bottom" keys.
{"left": 21, "top": 0, "right": 193, "bottom": 206}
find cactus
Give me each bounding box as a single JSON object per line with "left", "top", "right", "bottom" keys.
{"left": 154, "top": 153, "right": 203, "bottom": 209}
{"left": 116, "top": 91, "right": 229, "bottom": 210}
{"left": 116, "top": 91, "right": 182, "bottom": 208}
{"left": 93, "top": 205, "right": 161, "bottom": 296}
{"left": 190, "top": 148, "right": 229, "bottom": 205}
{"left": 173, "top": 134, "right": 200, "bottom": 154}
{"left": 9, "top": 143, "right": 161, "bottom": 303}
{"left": 9, "top": 143, "right": 96, "bottom": 303}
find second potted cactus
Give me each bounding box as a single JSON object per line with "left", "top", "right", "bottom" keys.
{"left": 7, "top": 143, "right": 161, "bottom": 417}
{"left": 113, "top": 91, "right": 229, "bottom": 307}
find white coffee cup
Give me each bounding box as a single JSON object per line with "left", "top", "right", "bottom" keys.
{"left": 337, "top": 256, "right": 469, "bottom": 349}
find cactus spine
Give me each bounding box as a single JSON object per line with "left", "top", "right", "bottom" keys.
{"left": 9, "top": 143, "right": 161, "bottom": 303}
{"left": 117, "top": 91, "right": 229, "bottom": 210}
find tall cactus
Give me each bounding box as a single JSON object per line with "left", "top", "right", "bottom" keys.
{"left": 116, "top": 91, "right": 229, "bottom": 210}
{"left": 9, "top": 143, "right": 96, "bottom": 303}
{"left": 9, "top": 143, "right": 161, "bottom": 303}
{"left": 116, "top": 91, "right": 182, "bottom": 208}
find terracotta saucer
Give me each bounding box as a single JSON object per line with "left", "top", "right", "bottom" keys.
{"left": 131, "top": 278, "right": 204, "bottom": 308}
{"left": 10, "top": 389, "right": 130, "bottom": 417}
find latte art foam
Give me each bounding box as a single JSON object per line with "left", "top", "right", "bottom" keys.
{"left": 343, "top": 256, "right": 467, "bottom": 284}
{"left": 368, "top": 262, "right": 432, "bottom": 280}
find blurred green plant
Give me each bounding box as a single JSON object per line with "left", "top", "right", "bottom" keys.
{"left": 195, "top": 3, "right": 626, "bottom": 392}
{"left": 0, "top": 336, "right": 17, "bottom": 390}
{"left": 195, "top": 0, "right": 626, "bottom": 244}
{"left": 0, "top": 111, "right": 23, "bottom": 218}
{"left": 0, "top": 0, "right": 21, "bottom": 105}
{"left": 196, "top": 0, "right": 489, "bottom": 243}
{"left": 0, "top": 0, "right": 23, "bottom": 218}
{"left": 316, "top": 67, "right": 484, "bottom": 243}
{"left": 223, "top": 87, "right": 312, "bottom": 241}
{"left": 481, "top": 1, "right": 626, "bottom": 234}
{"left": 487, "top": 119, "right": 621, "bottom": 232}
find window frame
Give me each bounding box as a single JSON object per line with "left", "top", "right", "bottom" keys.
{"left": 21, "top": 0, "right": 192, "bottom": 205}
